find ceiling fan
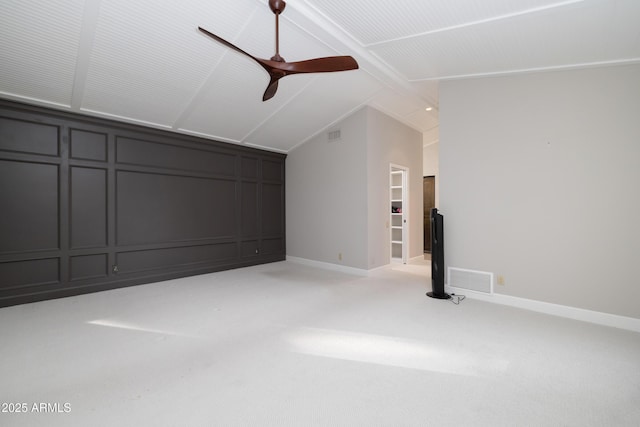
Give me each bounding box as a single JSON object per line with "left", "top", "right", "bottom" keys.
{"left": 198, "top": 0, "right": 359, "bottom": 101}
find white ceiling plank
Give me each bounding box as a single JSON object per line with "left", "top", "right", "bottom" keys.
{"left": 370, "top": 0, "right": 640, "bottom": 81}
{"left": 364, "top": 0, "right": 587, "bottom": 48}
{"left": 0, "top": 0, "right": 85, "bottom": 107}
{"left": 82, "top": 0, "right": 258, "bottom": 125}
{"left": 246, "top": 70, "right": 382, "bottom": 151}
{"left": 171, "top": 3, "right": 263, "bottom": 130}
{"left": 71, "top": 0, "right": 102, "bottom": 110}
{"left": 301, "top": 0, "right": 583, "bottom": 46}
{"left": 368, "top": 89, "right": 427, "bottom": 117}
{"left": 177, "top": 53, "right": 312, "bottom": 143}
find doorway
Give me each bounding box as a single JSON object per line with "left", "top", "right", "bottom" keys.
{"left": 390, "top": 165, "right": 408, "bottom": 264}
{"left": 423, "top": 176, "right": 435, "bottom": 253}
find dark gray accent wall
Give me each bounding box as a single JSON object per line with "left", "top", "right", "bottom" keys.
{"left": 0, "top": 100, "right": 286, "bottom": 307}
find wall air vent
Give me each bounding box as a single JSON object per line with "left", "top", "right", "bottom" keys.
{"left": 327, "top": 129, "right": 341, "bottom": 142}
{"left": 448, "top": 267, "right": 493, "bottom": 294}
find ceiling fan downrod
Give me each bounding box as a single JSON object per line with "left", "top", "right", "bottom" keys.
{"left": 270, "top": 0, "right": 286, "bottom": 62}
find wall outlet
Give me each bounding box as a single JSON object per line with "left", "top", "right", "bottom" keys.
{"left": 338, "top": 252, "right": 342, "bottom": 261}
{"left": 497, "top": 275, "right": 505, "bottom": 286}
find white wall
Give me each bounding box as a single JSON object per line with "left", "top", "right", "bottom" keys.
{"left": 286, "top": 106, "right": 423, "bottom": 270}
{"left": 423, "top": 142, "right": 439, "bottom": 177}
{"left": 423, "top": 140, "right": 439, "bottom": 207}
{"left": 439, "top": 64, "right": 640, "bottom": 319}
{"left": 286, "top": 108, "right": 369, "bottom": 269}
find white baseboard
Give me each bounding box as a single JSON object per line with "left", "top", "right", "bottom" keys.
{"left": 283, "top": 258, "right": 640, "bottom": 333}
{"left": 446, "top": 285, "right": 640, "bottom": 334}
{"left": 286, "top": 256, "right": 369, "bottom": 276}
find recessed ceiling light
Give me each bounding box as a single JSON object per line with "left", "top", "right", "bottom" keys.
{"left": 425, "top": 107, "right": 433, "bottom": 111}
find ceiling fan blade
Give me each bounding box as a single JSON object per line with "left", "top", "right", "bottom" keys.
{"left": 263, "top": 76, "right": 281, "bottom": 102}
{"left": 198, "top": 27, "right": 262, "bottom": 65}
{"left": 269, "top": 56, "right": 359, "bottom": 75}
{"left": 199, "top": 25, "right": 287, "bottom": 101}
{"left": 260, "top": 55, "right": 357, "bottom": 101}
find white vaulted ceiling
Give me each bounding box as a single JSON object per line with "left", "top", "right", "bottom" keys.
{"left": 1, "top": 0, "right": 639, "bottom": 152}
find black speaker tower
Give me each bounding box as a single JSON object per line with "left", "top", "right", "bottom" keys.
{"left": 427, "top": 208, "right": 450, "bottom": 300}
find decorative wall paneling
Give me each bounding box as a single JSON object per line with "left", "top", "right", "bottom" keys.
{"left": 0, "top": 100, "right": 285, "bottom": 307}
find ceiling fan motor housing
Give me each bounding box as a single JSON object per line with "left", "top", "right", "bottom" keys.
{"left": 269, "top": 0, "right": 286, "bottom": 15}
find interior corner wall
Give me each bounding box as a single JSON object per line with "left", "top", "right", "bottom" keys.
{"left": 286, "top": 107, "right": 369, "bottom": 269}
{"left": 286, "top": 106, "right": 423, "bottom": 271}
{"left": 439, "top": 64, "right": 640, "bottom": 319}
{"left": 366, "top": 107, "right": 423, "bottom": 269}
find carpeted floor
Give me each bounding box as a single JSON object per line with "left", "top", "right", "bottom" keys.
{"left": 1, "top": 259, "right": 639, "bottom": 426}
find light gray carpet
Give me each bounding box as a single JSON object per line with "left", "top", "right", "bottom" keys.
{"left": 1, "top": 260, "right": 639, "bottom": 426}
